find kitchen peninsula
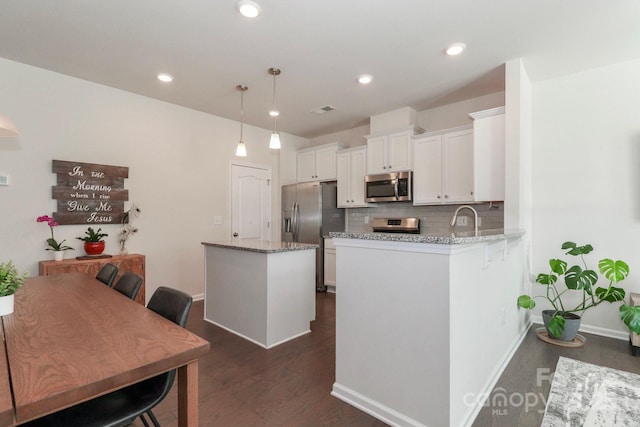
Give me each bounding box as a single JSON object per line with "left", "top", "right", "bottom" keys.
{"left": 329, "top": 229, "right": 526, "bottom": 427}
{"left": 202, "top": 240, "right": 317, "bottom": 349}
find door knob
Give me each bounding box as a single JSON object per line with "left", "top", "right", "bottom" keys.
{"left": 233, "top": 232, "right": 238, "bottom": 237}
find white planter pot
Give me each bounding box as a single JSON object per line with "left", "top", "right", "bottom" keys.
{"left": 0, "top": 294, "right": 14, "bottom": 316}
{"left": 53, "top": 250, "right": 64, "bottom": 261}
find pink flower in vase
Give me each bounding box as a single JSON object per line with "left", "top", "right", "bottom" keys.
{"left": 36, "top": 215, "right": 74, "bottom": 251}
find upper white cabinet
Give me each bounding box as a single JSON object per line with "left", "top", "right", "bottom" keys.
{"left": 413, "top": 127, "right": 473, "bottom": 204}
{"left": 468, "top": 106, "right": 505, "bottom": 202}
{"left": 336, "top": 146, "right": 371, "bottom": 208}
{"left": 413, "top": 106, "right": 505, "bottom": 205}
{"left": 365, "top": 126, "right": 423, "bottom": 174}
{"left": 297, "top": 143, "right": 343, "bottom": 183}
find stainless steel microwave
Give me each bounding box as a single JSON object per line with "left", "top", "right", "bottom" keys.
{"left": 364, "top": 171, "right": 412, "bottom": 202}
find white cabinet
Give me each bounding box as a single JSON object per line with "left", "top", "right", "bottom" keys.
{"left": 413, "top": 127, "right": 473, "bottom": 204}
{"left": 297, "top": 143, "right": 342, "bottom": 182}
{"left": 336, "top": 147, "right": 371, "bottom": 208}
{"left": 365, "top": 127, "right": 421, "bottom": 174}
{"left": 324, "top": 238, "right": 336, "bottom": 289}
{"left": 413, "top": 106, "right": 505, "bottom": 205}
{"left": 468, "top": 106, "right": 505, "bottom": 202}
{"left": 412, "top": 135, "right": 443, "bottom": 204}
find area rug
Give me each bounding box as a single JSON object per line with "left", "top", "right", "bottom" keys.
{"left": 542, "top": 357, "right": 640, "bottom": 426}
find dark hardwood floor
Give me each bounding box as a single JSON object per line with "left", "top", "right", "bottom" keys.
{"left": 130, "top": 292, "right": 388, "bottom": 427}
{"left": 129, "top": 294, "right": 640, "bottom": 427}
{"left": 472, "top": 325, "right": 640, "bottom": 426}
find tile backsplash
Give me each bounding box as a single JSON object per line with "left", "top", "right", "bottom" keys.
{"left": 345, "top": 202, "right": 504, "bottom": 234}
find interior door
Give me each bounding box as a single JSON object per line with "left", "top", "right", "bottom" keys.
{"left": 231, "top": 164, "right": 271, "bottom": 241}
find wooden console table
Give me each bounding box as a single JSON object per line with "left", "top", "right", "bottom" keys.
{"left": 39, "top": 254, "right": 146, "bottom": 305}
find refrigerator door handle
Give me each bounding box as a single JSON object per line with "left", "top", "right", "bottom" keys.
{"left": 292, "top": 201, "right": 299, "bottom": 242}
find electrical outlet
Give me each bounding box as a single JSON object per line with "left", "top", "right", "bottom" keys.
{"left": 477, "top": 217, "right": 482, "bottom": 227}
{"left": 456, "top": 216, "right": 467, "bottom": 226}
{"left": 214, "top": 216, "right": 223, "bottom": 225}
{"left": 364, "top": 216, "right": 369, "bottom": 224}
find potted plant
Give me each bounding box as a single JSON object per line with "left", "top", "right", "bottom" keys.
{"left": 77, "top": 227, "right": 109, "bottom": 256}
{"left": 518, "top": 241, "right": 640, "bottom": 341}
{"left": 0, "top": 261, "right": 28, "bottom": 315}
{"left": 37, "top": 215, "right": 74, "bottom": 261}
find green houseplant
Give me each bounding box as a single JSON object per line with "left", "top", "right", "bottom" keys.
{"left": 518, "top": 241, "right": 640, "bottom": 340}
{"left": 77, "top": 227, "right": 109, "bottom": 256}
{"left": 0, "top": 261, "right": 28, "bottom": 315}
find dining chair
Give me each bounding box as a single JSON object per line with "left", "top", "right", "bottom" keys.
{"left": 21, "top": 286, "right": 194, "bottom": 427}
{"left": 112, "top": 272, "right": 143, "bottom": 301}
{"left": 95, "top": 263, "right": 119, "bottom": 287}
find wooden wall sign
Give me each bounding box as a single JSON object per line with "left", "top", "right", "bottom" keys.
{"left": 51, "top": 160, "right": 129, "bottom": 225}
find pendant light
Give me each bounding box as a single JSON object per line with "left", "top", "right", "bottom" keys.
{"left": 235, "top": 85, "right": 248, "bottom": 157}
{"left": 268, "top": 67, "right": 281, "bottom": 150}
{"left": 0, "top": 113, "right": 19, "bottom": 137}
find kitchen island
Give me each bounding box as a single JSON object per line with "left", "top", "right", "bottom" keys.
{"left": 329, "top": 229, "right": 527, "bottom": 427}
{"left": 202, "top": 240, "right": 318, "bottom": 349}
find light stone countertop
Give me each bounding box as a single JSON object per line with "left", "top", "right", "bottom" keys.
{"left": 202, "top": 239, "right": 319, "bottom": 254}
{"left": 329, "top": 229, "right": 525, "bottom": 245}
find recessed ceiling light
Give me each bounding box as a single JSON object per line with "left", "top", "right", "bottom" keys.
{"left": 237, "top": 0, "right": 262, "bottom": 18}
{"left": 269, "top": 110, "right": 279, "bottom": 117}
{"left": 156, "top": 73, "right": 174, "bottom": 83}
{"left": 358, "top": 74, "right": 373, "bottom": 85}
{"left": 445, "top": 43, "right": 466, "bottom": 56}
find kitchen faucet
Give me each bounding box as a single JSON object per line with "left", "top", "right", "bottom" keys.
{"left": 450, "top": 205, "right": 479, "bottom": 234}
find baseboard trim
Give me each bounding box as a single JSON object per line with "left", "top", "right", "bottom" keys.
{"left": 331, "top": 383, "right": 426, "bottom": 427}
{"left": 530, "top": 315, "right": 629, "bottom": 341}
{"left": 460, "top": 321, "right": 533, "bottom": 427}
{"left": 332, "top": 323, "right": 534, "bottom": 427}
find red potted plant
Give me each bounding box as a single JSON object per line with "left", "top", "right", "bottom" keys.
{"left": 77, "top": 227, "right": 109, "bottom": 256}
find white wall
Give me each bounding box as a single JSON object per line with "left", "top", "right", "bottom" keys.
{"left": 307, "top": 92, "right": 506, "bottom": 151}
{"left": 531, "top": 58, "right": 640, "bottom": 335}
{"left": 308, "top": 124, "right": 370, "bottom": 149}
{"left": 0, "top": 58, "right": 308, "bottom": 301}
{"left": 417, "top": 92, "right": 505, "bottom": 133}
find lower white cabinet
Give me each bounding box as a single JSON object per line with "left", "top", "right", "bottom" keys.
{"left": 336, "top": 147, "right": 371, "bottom": 208}
{"left": 324, "top": 238, "right": 336, "bottom": 289}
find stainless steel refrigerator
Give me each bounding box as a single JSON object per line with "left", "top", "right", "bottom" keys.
{"left": 282, "top": 181, "right": 345, "bottom": 291}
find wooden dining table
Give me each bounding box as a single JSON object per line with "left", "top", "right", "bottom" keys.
{"left": 0, "top": 273, "right": 210, "bottom": 426}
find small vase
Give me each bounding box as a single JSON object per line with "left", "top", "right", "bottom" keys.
{"left": 53, "top": 250, "right": 64, "bottom": 261}
{"left": 0, "top": 294, "right": 14, "bottom": 316}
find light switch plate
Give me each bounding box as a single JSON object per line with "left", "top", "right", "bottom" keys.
{"left": 0, "top": 175, "right": 8, "bottom": 186}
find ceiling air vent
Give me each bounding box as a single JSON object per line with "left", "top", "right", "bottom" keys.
{"left": 311, "top": 105, "right": 336, "bottom": 115}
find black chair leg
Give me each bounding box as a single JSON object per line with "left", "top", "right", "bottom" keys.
{"left": 139, "top": 413, "right": 151, "bottom": 427}
{"left": 146, "top": 410, "right": 161, "bottom": 427}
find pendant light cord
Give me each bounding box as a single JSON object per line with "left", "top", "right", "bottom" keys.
{"left": 236, "top": 85, "right": 248, "bottom": 141}
{"left": 272, "top": 71, "right": 277, "bottom": 133}
{"left": 268, "top": 68, "right": 281, "bottom": 134}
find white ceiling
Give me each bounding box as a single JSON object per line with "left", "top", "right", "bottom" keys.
{"left": 0, "top": 1, "right": 638, "bottom": 138}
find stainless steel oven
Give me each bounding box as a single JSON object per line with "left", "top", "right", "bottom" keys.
{"left": 364, "top": 171, "right": 412, "bottom": 203}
